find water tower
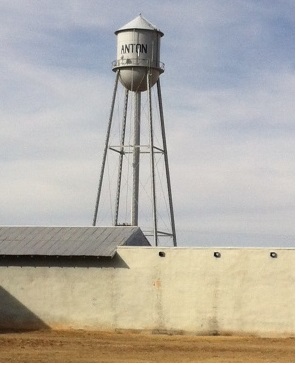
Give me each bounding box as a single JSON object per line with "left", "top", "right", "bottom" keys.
{"left": 93, "top": 14, "right": 177, "bottom": 247}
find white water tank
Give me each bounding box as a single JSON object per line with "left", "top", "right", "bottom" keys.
{"left": 112, "top": 15, "right": 164, "bottom": 92}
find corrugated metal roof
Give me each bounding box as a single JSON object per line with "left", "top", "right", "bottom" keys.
{"left": 0, "top": 226, "right": 150, "bottom": 258}
{"left": 115, "top": 14, "right": 163, "bottom": 36}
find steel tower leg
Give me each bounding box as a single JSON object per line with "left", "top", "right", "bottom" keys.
{"left": 147, "top": 73, "right": 158, "bottom": 246}
{"left": 114, "top": 89, "right": 129, "bottom": 226}
{"left": 131, "top": 91, "right": 141, "bottom": 226}
{"left": 92, "top": 71, "right": 119, "bottom": 226}
{"left": 157, "top": 79, "right": 177, "bottom": 246}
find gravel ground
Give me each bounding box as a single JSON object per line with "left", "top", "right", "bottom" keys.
{"left": 0, "top": 330, "right": 294, "bottom": 363}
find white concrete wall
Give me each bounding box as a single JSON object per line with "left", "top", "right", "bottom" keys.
{"left": 0, "top": 247, "right": 294, "bottom": 337}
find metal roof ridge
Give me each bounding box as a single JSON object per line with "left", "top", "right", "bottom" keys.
{"left": 0, "top": 225, "right": 137, "bottom": 228}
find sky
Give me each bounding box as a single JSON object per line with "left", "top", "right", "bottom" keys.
{"left": 0, "top": 0, "right": 294, "bottom": 247}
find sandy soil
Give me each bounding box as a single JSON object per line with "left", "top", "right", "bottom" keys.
{"left": 0, "top": 330, "right": 294, "bottom": 363}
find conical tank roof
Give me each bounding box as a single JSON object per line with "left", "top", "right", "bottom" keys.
{"left": 115, "top": 14, "right": 164, "bottom": 36}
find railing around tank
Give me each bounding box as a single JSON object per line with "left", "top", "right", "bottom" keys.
{"left": 112, "top": 58, "right": 165, "bottom": 71}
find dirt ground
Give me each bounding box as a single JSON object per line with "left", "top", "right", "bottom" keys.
{"left": 0, "top": 330, "right": 294, "bottom": 363}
